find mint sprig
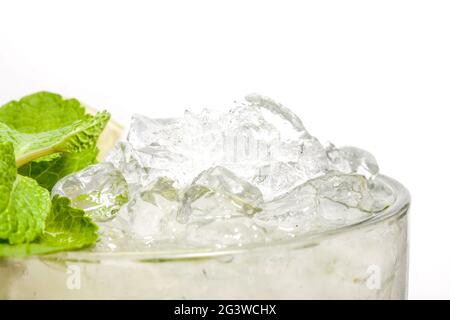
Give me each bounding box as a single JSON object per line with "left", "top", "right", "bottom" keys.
{"left": 0, "top": 141, "right": 51, "bottom": 245}
{"left": 0, "top": 92, "right": 108, "bottom": 190}
{"left": 0, "top": 92, "right": 110, "bottom": 258}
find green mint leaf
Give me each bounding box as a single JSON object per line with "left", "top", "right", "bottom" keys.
{"left": 0, "top": 196, "right": 99, "bottom": 258}
{"left": 0, "top": 92, "right": 104, "bottom": 190}
{"left": 0, "top": 110, "right": 110, "bottom": 167}
{"left": 0, "top": 91, "right": 110, "bottom": 168}
{"left": 0, "top": 91, "right": 85, "bottom": 133}
{"left": 18, "top": 148, "right": 99, "bottom": 190}
{"left": 0, "top": 141, "right": 51, "bottom": 245}
{"left": 40, "top": 195, "right": 98, "bottom": 248}
{"left": 0, "top": 92, "right": 105, "bottom": 258}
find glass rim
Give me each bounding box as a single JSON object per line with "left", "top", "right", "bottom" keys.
{"left": 32, "top": 174, "right": 410, "bottom": 263}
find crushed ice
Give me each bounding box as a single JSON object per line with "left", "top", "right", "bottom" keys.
{"left": 51, "top": 94, "right": 395, "bottom": 250}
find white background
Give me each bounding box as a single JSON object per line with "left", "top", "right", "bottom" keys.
{"left": 0, "top": 1, "right": 449, "bottom": 300}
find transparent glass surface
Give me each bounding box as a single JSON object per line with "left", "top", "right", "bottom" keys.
{"left": 0, "top": 175, "right": 409, "bottom": 300}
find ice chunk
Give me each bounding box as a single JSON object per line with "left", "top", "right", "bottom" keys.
{"left": 117, "top": 177, "right": 184, "bottom": 241}
{"left": 106, "top": 141, "right": 151, "bottom": 194}
{"left": 126, "top": 113, "right": 223, "bottom": 187}
{"left": 367, "top": 178, "right": 396, "bottom": 211}
{"left": 211, "top": 115, "right": 274, "bottom": 183}
{"left": 127, "top": 115, "right": 182, "bottom": 151}
{"left": 325, "top": 142, "right": 379, "bottom": 177}
{"left": 309, "top": 174, "right": 380, "bottom": 225}
{"left": 193, "top": 166, "right": 263, "bottom": 210}
{"left": 253, "top": 138, "right": 329, "bottom": 200}
{"left": 51, "top": 163, "right": 128, "bottom": 221}
{"left": 178, "top": 166, "right": 264, "bottom": 223}
{"left": 218, "top": 103, "right": 279, "bottom": 180}
{"left": 252, "top": 162, "right": 305, "bottom": 200}
{"left": 106, "top": 141, "right": 184, "bottom": 195}
{"left": 255, "top": 183, "right": 318, "bottom": 233}
{"left": 255, "top": 173, "right": 383, "bottom": 235}
{"left": 185, "top": 217, "right": 267, "bottom": 249}
{"left": 315, "top": 198, "right": 372, "bottom": 226}
{"left": 242, "top": 94, "right": 329, "bottom": 198}
{"left": 245, "top": 93, "right": 309, "bottom": 140}
{"left": 95, "top": 216, "right": 134, "bottom": 252}
{"left": 309, "top": 173, "right": 375, "bottom": 211}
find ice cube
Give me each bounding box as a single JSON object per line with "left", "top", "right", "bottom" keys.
{"left": 178, "top": 166, "right": 264, "bottom": 223}
{"left": 315, "top": 198, "right": 371, "bottom": 226}
{"left": 309, "top": 173, "right": 375, "bottom": 210}
{"left": 240, "top": 94, "right": 330, "bottom": 197}
{"left": 252, "top": 138, "right": 330, "bottom": 200}
{"left": 51, "top": 163, "right": 128, "bottom": 221}
{"left": 245, "top": 93, "right": 310, "bottom": 140}
{"left": 367, "top": 178, "right": 397, "bottom": 211}
{"left": 325, "top": 142, "right": 379, "bottom": 177}
{"left": 252, "top": 162, "right": 306, "bottom": 200}
{"left": 106, "top": 141, "right": 151, "bottom": 194}
{"left": 310, "top": 172, "right": 396, "bottom": 226}
{"left": 95, "top": 216, "right": 134, "bottom": 252}
{"left": 107, "top": 141, "right": 184, "bottom": 195}
{"left": 255, "top": 183, "right": 318, "bottom": 233}
{"left": 126, "top": 113, "right": 222, "bottom": 187}
{"left": 255, "top": 173, "right": 382, "bottom": 235}
{"left": 216, "top": 106, "right": 278, "bottom": 183}
{"left": 117, "top": 177, "right": 184, "bottom": 241}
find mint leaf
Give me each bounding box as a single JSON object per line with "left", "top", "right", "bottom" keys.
{"left": 0, "top": 92, "right": 107, "bottom": 258}
{"left": 0, "top": 91, "right": 85, "bottom": 133}
{"left": 1, "top": 92, "right": 103, "bottom": 190}
{"left": 0, "top": 141, "right": 51, "bottom": 245}
{"left": 0, "top": 110, "right": 110, "bottom": 167}
{"left": 0, "top": 91, "right": 103, "bottom": 190}
{"left": 0, "top": 92, "right": 110, "bottom": 168}
{"left": 0, "top": 196, "right": 98, "bottom": 258}
{"left": 18, "top": 148, "right": 99, "bottom": 190}
{"left": 40, "top": 195, "right": 98, "bottom": 248}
